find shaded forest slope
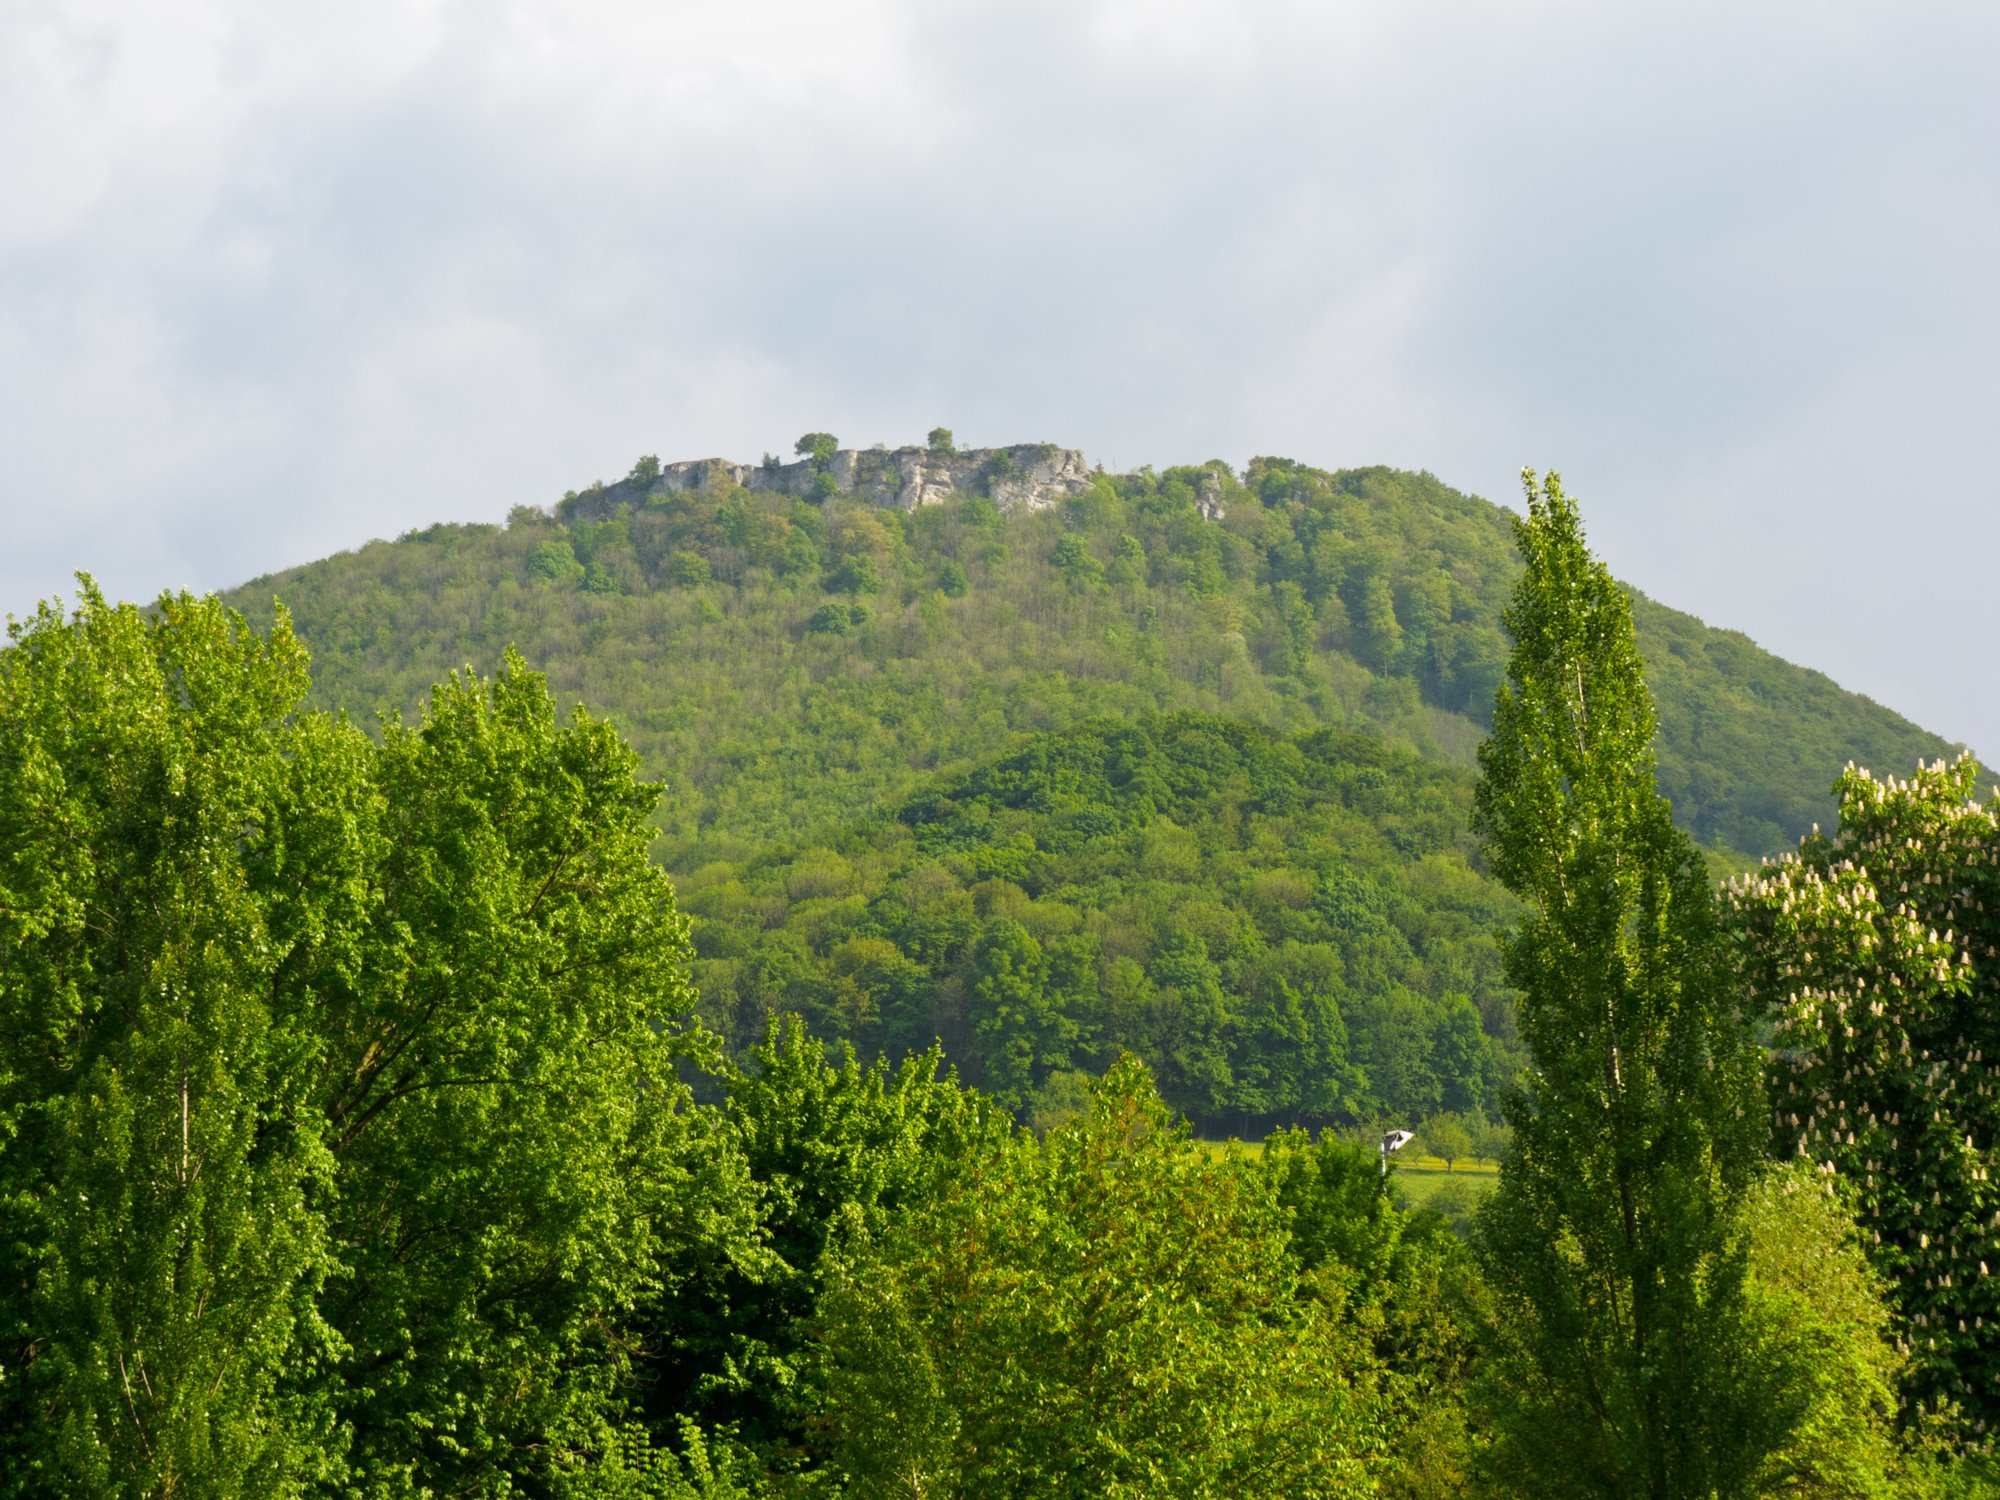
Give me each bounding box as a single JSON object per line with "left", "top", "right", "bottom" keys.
{"left": 677, "top": 709, "right": 1521, "bottom": 1133}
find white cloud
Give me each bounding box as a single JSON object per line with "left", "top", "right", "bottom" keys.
{"left": 3, "top": 0, "right": 1996, "bottom": 755}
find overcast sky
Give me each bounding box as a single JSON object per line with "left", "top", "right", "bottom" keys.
{"left": 3, "top": 0, "right": 1995, "bottom": 757}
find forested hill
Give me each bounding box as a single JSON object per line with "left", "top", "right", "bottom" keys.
{"left": 224, "top": 453, "right": 1952, "bottom": 864}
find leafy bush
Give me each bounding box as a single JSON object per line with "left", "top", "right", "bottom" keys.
{"left": 808, "top": 1059, "right": 1390, "bottom": 1495}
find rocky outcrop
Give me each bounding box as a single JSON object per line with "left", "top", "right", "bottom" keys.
{"left": 565, "top": 444, "right": 1096, "bottom": 523}
{"left": 1193, "top": 467, "right": 1229, "bottom": 522}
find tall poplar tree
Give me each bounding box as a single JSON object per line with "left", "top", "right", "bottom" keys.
{"left": 1471, "top": 472, "right": 1768, "bottom": 1498}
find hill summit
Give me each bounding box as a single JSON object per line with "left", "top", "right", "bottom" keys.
{"left": 229, "top": 449, "right": 1954, "bottom": 864}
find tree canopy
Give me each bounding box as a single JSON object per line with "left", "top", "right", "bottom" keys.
{"left": 0, "top": 585, "right": 746, "bottom": 1496}
{"left": 681, "top": 711, "right": 1520, "bottom": 1132}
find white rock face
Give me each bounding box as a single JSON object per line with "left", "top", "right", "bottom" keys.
{"left": 570, "top": 444, "right": 1096, "bottom": 522}
{"left": 1194, "top": 468, "right": 1229, "bottom": 521}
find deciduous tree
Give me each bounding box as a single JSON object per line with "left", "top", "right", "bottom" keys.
{"left": 808, "top": 1058, "right": 1388, "bottom": 1496}
{"left": 794, "top": 433, "right": 838, "bottom": 471}
{"left": 0, "top": 585, "right": 746, "bottom": 1496}
{"left": 1729, "top": 754, "right": 2000, "bottom": 1427}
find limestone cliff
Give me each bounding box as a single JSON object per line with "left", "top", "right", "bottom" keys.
{"left": 564, "top": 443, "right": 1096, "bottom": 523}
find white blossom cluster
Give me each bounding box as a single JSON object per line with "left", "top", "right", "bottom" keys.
{"left": 1728, "top": 755, "right": 2000, "bottom": 1425}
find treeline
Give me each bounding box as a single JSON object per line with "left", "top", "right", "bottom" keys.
{"left": 683, "top": 711, "right": 1520, "bottom": 1133}
{"left": 4, "top": 573, "right": 1999, "bottom": 1495}
{"left": 224, "top": 453, "right": 1952, "bottom": 865}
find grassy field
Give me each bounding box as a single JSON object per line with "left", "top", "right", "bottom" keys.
{"left": 1196, "top": 1141, "right": 1498, "bottom": 1178}
{"left": 1393, "top": 1158, "right": 1498, "bottom": 1202}
{"left": 1388, "top": 1158, "right": 1497, "bottom": 1234}
{"left": 1196, "top": 1140, "right": 1499, "bottom": 1231}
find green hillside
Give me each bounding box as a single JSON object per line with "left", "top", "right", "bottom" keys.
{"left": 680, "top": 710, "right": 1519, "bottom": 1133}
{"left": 226, "top": 455, "right": 1951, "bottom": 868}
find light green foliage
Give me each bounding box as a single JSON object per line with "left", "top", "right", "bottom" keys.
{"left": 1729, "top": 755, "right": 2000, "bottom": 1427}
{"left": 1357, "top": 573, "right": 1404, "bottom": 669}
{"left": 0, "top": 588, "right": 341, "bottom": 1497}
{"left": 1261, "top": 1128, "right": 1480, "bottom": 1495}
{"left": 926, "top": 427, "right": 954, "bottom": 456}
{"left": 1470, "top": 473, "right": 1771, "bottom": 1498}
{"left": 822, "top": 554, "right": 880, "bottom": 594}
{"left": 1050, "top": 533, "right": 1104, "bottom": 588}
{"left": 670, "top": 550, "right": 713, "bottom": 587}
{"left": 808, "top": 1058, "right": 1389, "bottom": 1497}
{"left": 323, "top": 650, "right": 735, "bottom": 1491}
{"left": 1026, "top": 1068, "right": 1094, "bottom": 1133}
{"left": 1471, "top": 1115, "right": 1513, "bottom": 1166}
{"left": 1407, "top": 1174, "right": 1487, "bottom": 1241}
{"left": 528, "top": 535, "right": 585, "bottom": 585}
{"left": 1421, "top": 1113, "right": 1474, "bottom": 1172}
{"left": 8, "top": 556, "right": 1980, "bottom": 1495}
{"left": 0, "top": 587, "right": 748, "bottom": 1496}
{"left": 552, "top": 1418, "right": 766, "bottom": 1500}
{"left": 631, "top": 454, "right": 663, "bottom": 484}
{"left": 1739, "top": 1163, "right": 1907, "bottom": 1497}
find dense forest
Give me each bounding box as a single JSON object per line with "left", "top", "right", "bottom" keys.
{"left": 681, "top": 711, "right": 1518, "bottom": 1133}
{"left": 8, "top": 446, "right": 1996, "bottom": 1494}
